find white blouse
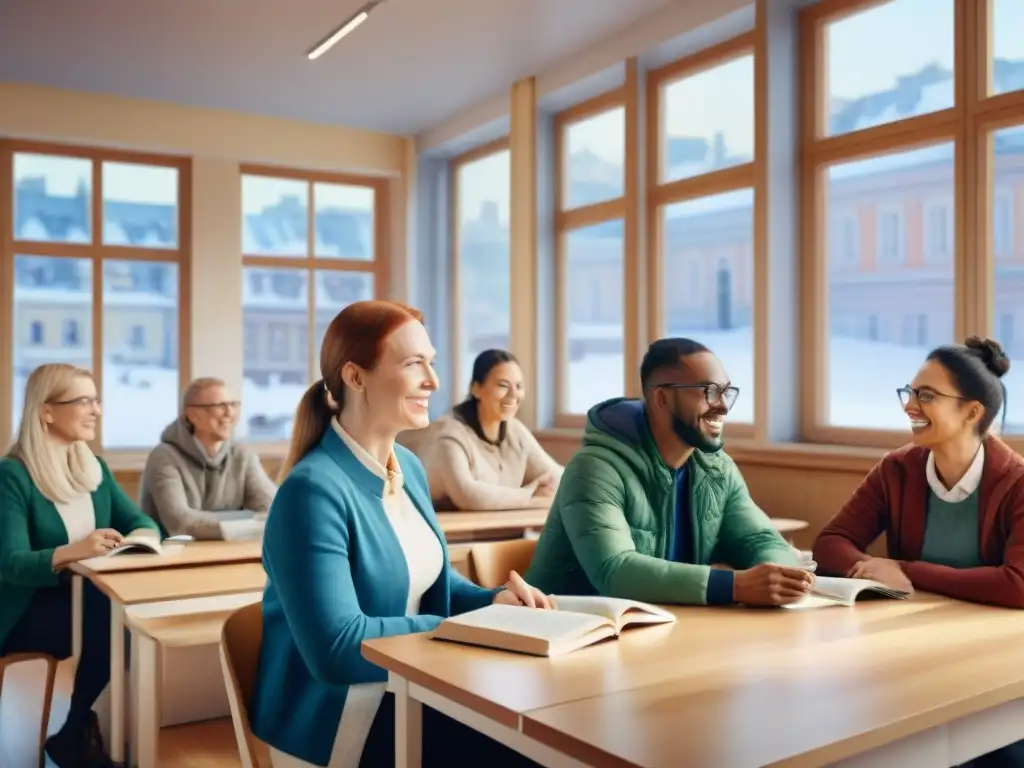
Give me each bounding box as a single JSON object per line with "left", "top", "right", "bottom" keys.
{"left": 55, "top": 493, "right": 97, "bottom": 543}
{"left": 270, "top": 422, "right": 444, "bottom": 768}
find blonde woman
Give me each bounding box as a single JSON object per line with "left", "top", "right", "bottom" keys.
{"left": 0, "top": 364, "right": 160, "bottom": 768}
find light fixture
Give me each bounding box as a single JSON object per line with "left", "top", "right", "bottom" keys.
{"left": 307, "top": 1, "right": 384, "bottom": 60}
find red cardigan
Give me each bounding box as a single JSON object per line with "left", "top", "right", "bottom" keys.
{"left": 812, "top": 436, "right": 1024, "bottom": 609}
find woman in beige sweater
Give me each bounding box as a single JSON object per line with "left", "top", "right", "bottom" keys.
{"left": 409, "top": 350, "right": 564, "bottom": 511}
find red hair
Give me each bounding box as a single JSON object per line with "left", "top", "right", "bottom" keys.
{"left": 279, "top": 300, "right": 425, "bottom": 480}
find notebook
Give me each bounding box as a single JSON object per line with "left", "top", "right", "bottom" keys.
{"left": 782, "top": 576, "right": 911, "bottom": 610}
{"left": 432, "top": 596, "right": 676, "bottom": 657}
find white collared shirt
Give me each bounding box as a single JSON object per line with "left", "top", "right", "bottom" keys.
{"left": 925, "top": 444, "right": 985, "bottom": 503}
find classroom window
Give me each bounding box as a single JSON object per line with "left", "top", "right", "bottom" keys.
{"left": 650, "top": 38, "right": 757, "bottom": 434}
{"left": 451, "top": 144, "right": 511, "bottom": 397}
{"left": 4, "top": 146, "right": 187, "bottom": 450}
{"left": 824, "top": 0, "right": 954, "bottom": 136}
{"left": 240, "top": 168, "right": 383, "bottom": 443}
{"left": 554, "top": 95, "right": 629, "bottom": 421}
{"left": 991, "top": 0, "right": 1024, "bottom": 96}
{"left": 661, "top": 190, "right": 754, "bottom": 423}
{"left": 992, "top": 125, "right": 1024, "bottom": 432}
{"left": 659, "top": 54, "right": 754, "bottom": 183}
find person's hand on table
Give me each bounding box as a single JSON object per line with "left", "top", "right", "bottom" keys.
{"left": 494, "top": 570, "right": 556, "bottom": 609}
{"left": 733, "top": 563, "right": 814, "bottom": 606}
{"left": 847, "top": 557, "right": 914, "bottom": 593}
{"left": 52, "top": 528, "right": 124, "bottom": 568}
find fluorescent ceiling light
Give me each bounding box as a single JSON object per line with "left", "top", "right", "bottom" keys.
{"left": 307, "top": 2, "right": 381, "bottom": 60}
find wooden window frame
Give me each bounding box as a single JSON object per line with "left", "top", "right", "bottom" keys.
{"left": 647, "top": 32, "right": 759, "bottom": 442}
{"left": 552, "top": 87, "right": 634, "bottom": 428}
{"left": 799, "top": 0, "right": 1024, "bottom": 450}
{"left": 0, "top": 139, "right": 192, "bottom": 458}
{"left": 239, "top": 164, "right": 389, "bottom": 450}
{"left": 448, "top": 138, "right": 511, "bottom": 405}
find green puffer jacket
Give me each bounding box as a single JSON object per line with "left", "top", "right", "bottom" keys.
{"left": 526, "top": 398, "right": 798, "bottom": 604}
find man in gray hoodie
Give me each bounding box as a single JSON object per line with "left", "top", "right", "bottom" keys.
{"left": 140, "top": 377, "right": 277, "bottom": 539}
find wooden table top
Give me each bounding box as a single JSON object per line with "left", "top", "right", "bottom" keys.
{"left": 770, "top": 517, "right": 809, "bottom": 533}
{"left": 69, "top": 539, "right": 263, "bottom": 575}
{"left": 436, "top": 509, "right": 548, "bottom": 534}
{"left": 363, "top": 595, "right": 1024, "bottom": 766}
{"left": 89, "top": 562, "right": 266, "bottom": 606}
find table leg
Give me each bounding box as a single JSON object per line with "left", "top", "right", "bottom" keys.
{"left": 71, "top": 575, "right": 82, "bottom": 665}
{"left": 109, "top": 604, "right": 126, "bottom": 765}
{"left": 134, "top": 634, "right": 161, "bottom": 768}
{"left": 391, "top": 674, "right": 422, "bottom": 768}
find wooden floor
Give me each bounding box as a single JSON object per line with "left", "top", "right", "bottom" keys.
{"left": 1, "top": 658, "right": 241, "bottom": 767}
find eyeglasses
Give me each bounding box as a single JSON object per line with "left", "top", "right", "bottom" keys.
{"left": 896, "top": 386, "right": 965, "bottom": 407}
{"left": 49, "top": 396, "right": 101, "bottom": 408}
{"left": 655, "top": 383, "right": 740, "bottom": 409}
{"left": 187, "top": 400, "right": 241, "bottom": 413}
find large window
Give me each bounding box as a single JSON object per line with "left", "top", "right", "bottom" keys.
{"left": 240, "top": 168, "right": 383, "bottom": 442}
{"left": 451, "top": 142, "right": 511, "bottom": 399}
{"left": 2, "top": 143, "right": 188, "bottom": 450}
{"left": 801, "top": 0, "right": 1024, "bottom": 445}
{"left": 555, "top": 93, "right": 628, "bottom": 420}
{"left": 650, "top": 36, "right": 756, "bottom": 434}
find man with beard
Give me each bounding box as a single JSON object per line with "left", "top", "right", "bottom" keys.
{"left": 526, "top": 338, "right": 812, "bottom": 607}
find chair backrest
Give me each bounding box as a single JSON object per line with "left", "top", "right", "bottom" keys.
{"left": 219, "top": 602, "right": 267, "bottom": 768}
{"left": 469, "top": 538, "right": 537, "bottom": 588}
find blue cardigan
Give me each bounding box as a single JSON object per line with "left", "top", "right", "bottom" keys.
{"left": 249, "top": 428, "right": 499, "bottom": 766}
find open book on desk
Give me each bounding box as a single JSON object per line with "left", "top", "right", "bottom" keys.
{"left": 782, "top": 576, "right": 911, "bottom": 609}
{"left": 432, "top": 596, "right": 676, "bottom": 657}
{"left": 103, "top": 534, "right": 168, "bottom": 557}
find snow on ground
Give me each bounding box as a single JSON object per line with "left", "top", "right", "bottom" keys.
{"left": 11, "top": 331, "right": 1023, "bottom": 447}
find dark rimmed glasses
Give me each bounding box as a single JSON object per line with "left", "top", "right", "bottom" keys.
{"left": 187, "top": 400, "right": 241, "bottom": 413}
{"left": 49, "top": 396, "right": 101, "bottom": 408}
{"left": 896, "top": 386, "right": 965, "bottom": 407}
{"left": 655, "top": 383, "right": 740, "bottom": 409}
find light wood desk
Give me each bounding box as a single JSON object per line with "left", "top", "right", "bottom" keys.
{"left": 436, "top": 509, "right": 549, "bottom": 542}
{"left": 81, "top": 562, "right": 267, "bottom": 765}
{"left": 69, "top": 539, "right": 263, "bottom": 576}
{"left": 363, "top": 596, "right": 1024, "bottom": 768}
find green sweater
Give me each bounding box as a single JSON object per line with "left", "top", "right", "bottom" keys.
{"left": 0, "top": 456, "right": 160, "bottom": 648}
{"left": 920, "top": 490, "right": 983, "bottom": 569}
{"left": 525, "top": 398, "right": 798, "bottom": 604}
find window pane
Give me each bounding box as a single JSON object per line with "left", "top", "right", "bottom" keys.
{"left": 564, "top": 107, "right": 625, "bottom": 208}
{"left": 993, "top": 125, "right": 1023, "bottom": 431}
{"left": 662, "top": 190, "right": 754, "bottom": 423}
{"left": 826, "top": 143, "right": 955, "bottom": 429}
{"left": 242, "top": 175, "right": 308, "bottom": 257}
{"left": 241, "top": 267, "right": 309, "bottom": 441}
{"left": 102, "top": 162, "right": 179, "bottom": 248}
{"left": 13, "top": 154, "right": 92, "bottom": 243}
{"left": 991, "top": 0, "right": 1024, "bottom": 96}
{"left": 315, "top": 271, "right": 375, "bottom": 352}
{"left": 313, "top": 182, "right": 374, "bottom": 260}
{"left": 564, "top": 220, "right": 624, "bottom": 413}
{"left": 102, "top": 260, "right": 179, "bottom": 448}
{"left": 826, "top": 0, "right": 954, "bottom": 135}
{"left": 661, "top": 55, "right": 753, "bottom": 183}
{"left": 12, "top": 256, "right": 94, "bottom": 437}
{"left": 456, "top": 150, "right": 511, "bottom": 387}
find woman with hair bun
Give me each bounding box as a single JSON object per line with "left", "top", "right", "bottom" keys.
{"left": 814, "top": 336, "right": 1024, "bottom": 614}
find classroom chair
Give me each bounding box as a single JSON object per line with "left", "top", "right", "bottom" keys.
{"left": 219, "top": 602, "right": 268, "bottom": 768}
{"left": 469, "top": 538, "right": 537, "bottom": 589}
{"left": 0, "top": 651, "right": 59, "bottom": 768}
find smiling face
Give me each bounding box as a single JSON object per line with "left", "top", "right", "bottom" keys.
{"left": 471, "top": 361, "right": 524, "bottom": 424}
{"left": 346, "top": 320, "right": 439, "bottom": 434}
{"left": 650, "top": 351, "right": 734, "bottom": 453}
{"left": 903, "top": 358, "right": 981, "bottom": 448}
{"left": 185, "top": 383, "right": 240, "bottom": 443}
{"left": 41, "top": 374, "right": 101, "bottom": 444}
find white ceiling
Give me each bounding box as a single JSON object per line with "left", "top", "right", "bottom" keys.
{"left": 0, "top": 0, "right": 673, "bottom": 136}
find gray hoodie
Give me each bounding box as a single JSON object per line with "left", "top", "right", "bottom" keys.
{"left": 139, "top": 417, "right": 277, "bottom": 540}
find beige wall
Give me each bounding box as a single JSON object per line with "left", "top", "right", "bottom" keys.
{"left": 1, "top": 82, "right": 410, "bottom": 396}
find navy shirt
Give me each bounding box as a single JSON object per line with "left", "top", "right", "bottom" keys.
{"left": 670, "top": 465, "right": 733, "bottom": 605}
